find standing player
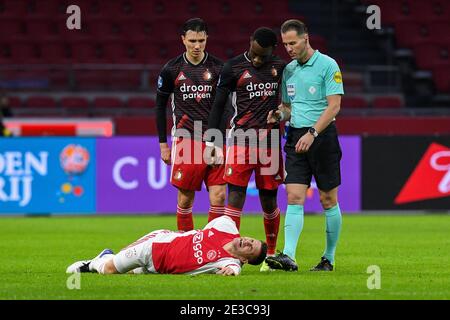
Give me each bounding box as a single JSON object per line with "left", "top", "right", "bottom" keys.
{"left": 66, "top": 216, "right": 268, "bottom": 276}
{"left": 156, "top": 18, "right": 226, "bottom": 231}
{"left": 206, "top": 28, "right": 286, "bottom": 271}
{"left": 266, "top": 19, "right": 344, "bottom": 271}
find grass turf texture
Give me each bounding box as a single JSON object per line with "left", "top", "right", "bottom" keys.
{"left": 0, "top": 214, "right": 449, "bottom": 300}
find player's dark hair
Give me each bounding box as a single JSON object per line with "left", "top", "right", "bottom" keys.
{"left": 252, "top": 27, "right": 277, "bottom": 48}
{"left": 281, "top": 19, "right": 308, "bottom": 36}
{"left": 182, "top": 18, "right": 208, "bottom": 35}
{"left": 248, "top": 241, "right": 268, "bottom": 265}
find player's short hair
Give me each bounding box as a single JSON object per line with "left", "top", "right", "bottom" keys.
{"left": 281, "top": 19, "right": 308, "bottom": 36}
{"left": 252, "top": 27, "right": 278, "bottom": 48}
{"left": 182, "top": 18, "right": 208, "bottom": 35}
{"left": 248, "top": 241, "right": 268, "bottom": 265}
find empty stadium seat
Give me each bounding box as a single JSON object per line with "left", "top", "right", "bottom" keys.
{"left": 38, "top": 41, "right": 70, "bottom": 64}
{"left": 372, "top": 96, "right": 404, "bottom": 109}
{"left": 93, "top": 97, "right": 123, "bottom": 108}
{"left": 432, "top": 63, "right": 450, "bottom": 93}
{"left": 127, "top": 97, "right": 155, "bottom": 109}
{"left": 60, "top": 96, "right": 90, "bottom": 109}
{"left": 5, "top": 96, "right": 21, "bottom": 108}
{"left": 25, "top": 96, "right": 57, "bottom": 108}
{"left": 108, "top": 70, "right": 142, "bottom": 90}
{"left": 413, "top": 40, "right": 450, "bottom": 70}
{"left": 75, "top": 70, "right": 110, "bottom": 90}
{"left": 343, "top": 96, "right": 369, "bottom": 109}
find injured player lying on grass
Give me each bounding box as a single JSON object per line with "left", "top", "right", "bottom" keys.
{"left": 66, "top": 216, "right": 267, "bottom": 276}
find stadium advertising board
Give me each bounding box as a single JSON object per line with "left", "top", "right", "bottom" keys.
{"left": 362, "top": 136, "right": 450, "bottom": 210}
{"left": 96, "top": 136, "right": 361, "bottom": 213}
{"left": 0, "top": 138, "right": 96, "bottom": 214}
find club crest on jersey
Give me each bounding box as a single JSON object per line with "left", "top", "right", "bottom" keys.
{"left": 157, "top": 76, "right": 163, "bottom": 88}
{"left": 271, "top": 66, "right": 277, "bottom": 77}
{"left": 174, "top": 169, "right": 183, "bottom": 180}
{"left": 207, "top": 250, "right": 217, "bottom": 260}
{"left": 203, "top": 69, "right": 212, "bottom": 81}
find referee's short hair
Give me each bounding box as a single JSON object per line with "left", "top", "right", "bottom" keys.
{"left": 281, "top": 19, "right": 308, "bottom": 36}
{"left": 252, "top": 27, "right": 278, "bottom": 48}
{"left": 248, "top": 241, "right": 268, "bottom": 265}
{"left": 182, "top": 18, "right": 208, "bottom": 35}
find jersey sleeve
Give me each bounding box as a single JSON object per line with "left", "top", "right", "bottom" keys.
{"left": 157, "top": 64, "right": 174, "bottom": 95}
{"left": 281, "top": 68, "right": 291, "bottom": 104}
{"left": 324, "top": 60, "right": 344, "bottom": 96}
{"left": 217, "top": 61, "right": 236, "bottom": 92}
{"left": 186, "top": 258, "right": 242, "bottom": 276}
{"left": 203, "top": 216, "right": 239, "bottom": 235}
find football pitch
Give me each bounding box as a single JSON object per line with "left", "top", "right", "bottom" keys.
{"left": 0, "top": 214, "right": 449, "bottom": 300}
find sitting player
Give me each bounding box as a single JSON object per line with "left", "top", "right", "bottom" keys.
{"left": 66, "top": 216, "right": 267, "bottom": 276}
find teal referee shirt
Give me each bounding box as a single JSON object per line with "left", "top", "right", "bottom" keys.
{"left": 281, "top": 50, "right": 344, "bottom": 128}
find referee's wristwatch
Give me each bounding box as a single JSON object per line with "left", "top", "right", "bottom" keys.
{"left": 308, "top": 127, "right": 318, "bottom": 138}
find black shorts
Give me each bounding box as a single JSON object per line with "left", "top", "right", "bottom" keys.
{"left": 284, "top": 122, "right": 342, "bottom": 191}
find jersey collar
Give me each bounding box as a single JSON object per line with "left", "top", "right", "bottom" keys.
{"left": 244, "top": 51, "right": 251, "bottom": 63}
{"left": 183, "top": 52, "right": 208, "bottom": 66}
{"left": 298, "top": 50, "right": 320, "bottom": 67}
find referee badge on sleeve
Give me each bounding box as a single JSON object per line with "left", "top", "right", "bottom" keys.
{"left": 287, "top": 83, "right": 295, "bottom": 99}
{"left": 333, "top": 71, "right": 342, "bottom": 83}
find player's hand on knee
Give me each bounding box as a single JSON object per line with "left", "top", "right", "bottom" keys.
{"left": 160, "top": 143, "right": 172, "bottom": 165}
{"left": 216, "top": 267, "right": 237, "bottom": 276}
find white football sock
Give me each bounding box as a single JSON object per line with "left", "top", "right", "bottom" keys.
{"left": 89, "top": 254, "right": 115, "bottom": 274}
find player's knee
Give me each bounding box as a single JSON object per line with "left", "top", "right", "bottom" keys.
{"left": 178, "top": 191, "right": 195, "bottom": 208}
{"left": 320, "top": 193, "right": 337, "bottom": 209}
{"left": 103, "top": 259, "right": 119, "bottom": 274}
{"left": 210, "top": 188, "right": 226, "bottom": 205}
{"left": 227, "top": 184, "right": 247, "bottom": 208}
{"left": 287, "top": 192, "right": 305, "bottom": 205}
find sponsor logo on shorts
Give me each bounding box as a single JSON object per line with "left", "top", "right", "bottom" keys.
{"left": 226, "top": 167, "right": 233, "bottom": 176}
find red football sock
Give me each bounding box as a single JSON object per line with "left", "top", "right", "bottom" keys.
{"left": 208, "top": 205, "right": 225, "bottom": 222}
{"left": 177, "top": 205, "right": 193, "bottom": 231}
{"left": 264, "top": 208, "right": 280, "bottom": 255}
{"left": 224, "top": 205, "right": 242, "bottom": 230}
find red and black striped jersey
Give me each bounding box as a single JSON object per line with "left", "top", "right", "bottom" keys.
{"left": 157, "top": 52, "right": 223, "bottom": 139}
{"left": 218, "top": 52, "right": 286, "bottom": 132}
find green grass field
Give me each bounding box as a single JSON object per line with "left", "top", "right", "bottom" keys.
{"left": 0, "top": 214, "right": 449, "bottom": 300}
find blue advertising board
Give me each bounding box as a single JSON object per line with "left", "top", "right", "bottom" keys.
{"left": 0, "top": 138, "right": 96, "bottom": 214}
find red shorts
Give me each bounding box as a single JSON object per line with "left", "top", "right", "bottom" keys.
{"left": 170, "top": 137, "right": 225, "bottom": 191}
{"left": 224, "top": 145, "right": 284, "bottom": 190}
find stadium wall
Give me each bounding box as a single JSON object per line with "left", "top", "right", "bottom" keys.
{"left": 0, "top": 136, "right": 448, "bottom": 215}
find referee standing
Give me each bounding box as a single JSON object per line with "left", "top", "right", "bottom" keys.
{"left": 266, "top": 19, "right": 344, "bottom": 272}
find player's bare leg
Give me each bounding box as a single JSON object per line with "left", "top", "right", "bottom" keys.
{"left": 207, "top": 184, "right": 226, "bottom": 222}
{"left": 177, "top": 188, "right": 195, "bottom": 231}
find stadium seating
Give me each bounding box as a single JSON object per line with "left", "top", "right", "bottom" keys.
{"left": 372, "top": 96, "right": 404, "bottom": 109}
{"left": 342, "top": 96, "right": 369, "bottom": 109}
{"left": 25, "top": 96, "right": 57, "bottom": 108}
{"left": 126, "top": 97, "right": 155, "bottom": 109}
